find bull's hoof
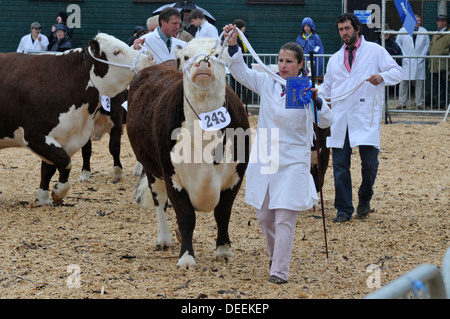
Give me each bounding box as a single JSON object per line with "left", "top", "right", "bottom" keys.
{"left": 216, "top": 244, "right": 233, "bottom": 262}
{"left": 32, "top": 198, "right": 53, "bottom": 207}
{"left": 155, "top": 242, "right": 171, "bottom": 251}
{"left": 177, "top": 251, "right": 196, "bottom": 269}
{"left": 34, "top": 189, "right": 53, "bottom": 207}
{"left": 51, "top": 193, "right": 64, "bottom": 204}
{"left": 112, "top": 166, "right": 123, "bottom": 183}
{"left": 79, "top": 170, "right": 91, "bottom": 183}
{"left": 51, "top": 181, "right": 70, "bottom": 204}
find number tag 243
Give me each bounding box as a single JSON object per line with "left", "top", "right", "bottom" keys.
{"left": 198, "top": 106, "right": 231, "bottom": 131}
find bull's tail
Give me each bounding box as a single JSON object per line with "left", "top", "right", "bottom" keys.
{"left": 134, "top": 173, "right": 154, "bottom": 210}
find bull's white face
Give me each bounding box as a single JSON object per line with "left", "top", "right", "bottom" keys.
{"left": 89, "top": 33, "right": 154, "bottom": 97}
{"left": 175, "top": 38, "right": 227, "bottom": 95}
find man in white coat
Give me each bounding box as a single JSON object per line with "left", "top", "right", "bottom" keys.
{"left": 396, "top": 15, "right": 430, "bottom": 109}
{"left": 133, "top": 8, "right": 186, "bottom": 64}
{"left": 17, "top": 22, "right": 49, "bottom": 54}
{"left": 189, "top": 9, "right": 219, "bottom": 40}
{"left": 319, "top": 13, "right": 403, "bottom": 222}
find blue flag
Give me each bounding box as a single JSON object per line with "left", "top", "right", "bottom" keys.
{"left": 394, "top": 0, "right": 417, "bottom": 37}
{"left": 285, "top": 77, "right": 312, "bottom": 109}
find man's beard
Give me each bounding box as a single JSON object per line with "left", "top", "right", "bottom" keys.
{"left": 343, "top": 33, "right": 358, "bottom": 46}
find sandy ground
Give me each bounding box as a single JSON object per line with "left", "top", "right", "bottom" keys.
{"left": 0, "top": 112, "right": 448, "bottom": 299}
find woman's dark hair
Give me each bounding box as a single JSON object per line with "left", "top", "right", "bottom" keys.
{"left": 280, "top": 42, "right": 307, "bottom": 76}
{"left": 336, "top": 12, "right": 362, "bottom": 35}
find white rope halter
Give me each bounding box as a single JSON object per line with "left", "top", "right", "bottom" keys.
{"left": 181, "top": 35, "right": 228, "bottom": 91}
{"left": 87, "top": 46, "right": 147, "bottom": 74}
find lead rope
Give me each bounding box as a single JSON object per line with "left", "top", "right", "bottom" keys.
{"left": 223, "top": 28, "right": 316, "bottom": 143}
{"left": 87, "top": 46, "right": 149, "bottom": 74}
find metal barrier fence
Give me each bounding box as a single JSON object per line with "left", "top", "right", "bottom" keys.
{"left": 365, "top": 247, "right": 450, "bottom": 299}
{"left": 228, "top": 53, "right": 450, "bottom": 117}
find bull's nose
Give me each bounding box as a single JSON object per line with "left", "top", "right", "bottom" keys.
{"left": 195, "top": 57, "right": 211, "bottom": 68}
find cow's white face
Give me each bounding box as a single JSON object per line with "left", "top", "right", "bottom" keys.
{"left": 175, "top": 38, "right": 227, "bottom": 94}
{"left": 89, "top": 33, "right": 154, "bottom": 97}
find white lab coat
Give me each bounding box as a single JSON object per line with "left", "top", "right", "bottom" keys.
{"left": 227, "top": 48, "right": 333, "bottom": 212}
{"left": 139, "top": 28, "right": 186, "bottom": 64}
{"left": 319, "top": 36, "right": 403, "bottom": 150}
{"left": 17, "top": 33, "right": 49, "bottom": 53}
{"left": 395, "top": 27, "right": 430, "bottom": 80}
{"left": 195, "top": 21, "right": 219, "bottom": 40}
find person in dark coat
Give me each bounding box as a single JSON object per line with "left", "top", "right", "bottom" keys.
{"left": 374, "top": 24, "right": 403, "bottom": 66}
{"left": 126, "top": 26, "right": 147, "bottom": 46}
{"left": 48, "top": 23, "right": 72, "bottom": 52}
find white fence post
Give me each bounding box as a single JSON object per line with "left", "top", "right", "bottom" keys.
{"left": 365, "top": 264, "right": 447, "bottom": 299}
{"left": 442, "top": 248, "right": 450, "bottom": 298}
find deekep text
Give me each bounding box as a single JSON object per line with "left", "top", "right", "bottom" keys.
{"left": 181, "top": 302, "right": 270, "bottom": 316}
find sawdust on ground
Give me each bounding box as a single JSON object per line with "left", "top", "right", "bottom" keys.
{"left": 0, "top": 112, "right": 448, "bottom": 299}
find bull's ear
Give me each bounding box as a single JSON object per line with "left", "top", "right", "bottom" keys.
{"left": 175, "top": 45, "right": 184, "bottom": 71}
{"left": 174, "top": 45, "right": 183, "bottom": 59}
{"left": 89, "top": 39, "right": 101, "bottom": 58}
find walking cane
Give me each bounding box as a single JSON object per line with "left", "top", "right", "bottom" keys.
{"left": 309, "top": 51, "right": 329, "bottom": 259}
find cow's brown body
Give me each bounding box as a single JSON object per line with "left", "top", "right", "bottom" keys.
{"left": 0, "top": 34, "right": 153, "bottom": 205}
{"left": 127, "top": 43, "right": 250, "bottom": 268}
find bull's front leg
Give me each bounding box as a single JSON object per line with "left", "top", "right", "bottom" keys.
{"left": 32, "top": 140, "right": 72, "bottom": 206}
{"left": 38, "top": 160, "right": 71, "bottom": 206}
{"left": 214, "top": 187, "right": 239, "bottom": 262}
{"left": 79, "top": 139, "right": 92, "bottom": 182}
{"left": 109, "top": 123, "right": 123, "bottom": 183}
{"left": 167, "top": 186, "right": 196, "bottom": 269}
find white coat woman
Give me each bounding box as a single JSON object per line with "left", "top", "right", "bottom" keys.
{"left": 224, "top": 24, "right": 333, "bottom": 284}
{"left": 395, "top": 17, "right": 430, "bottom": 108}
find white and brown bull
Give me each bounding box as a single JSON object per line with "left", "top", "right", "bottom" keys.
{"left": 0, "top": 33, "right": 153, "bottom": 205}
{"left": 127, "top": 38, "right": 250, "bottom": 268}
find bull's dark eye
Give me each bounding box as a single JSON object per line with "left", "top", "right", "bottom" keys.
{"left": 114, "top": 50, "right": 120, "bottom": 56}
{"left": 184, "top": 56, "right": 189, "bottom": 61}
{"left": 215, "top": 54, "right": 219, "bottom": 58}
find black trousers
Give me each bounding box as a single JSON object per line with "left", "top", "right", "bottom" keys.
{"left": 432, "top": 71, "right": 448, "bottom": 108}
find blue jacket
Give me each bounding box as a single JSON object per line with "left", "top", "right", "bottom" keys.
{"left": 296, "top": 17, "right": 325, "bottom": 76}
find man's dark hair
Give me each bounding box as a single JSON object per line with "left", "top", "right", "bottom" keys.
{"left": 336, "top": 12, "right": 362, "bottom": 35}
{"left": 158, "top": 7, "right": 181, "bottom": 26}
{"left": 189, "top": 8, "right": 205, "bottom": 21}
{"left": 233, "top": 19, "right": 246, "bottom": 30}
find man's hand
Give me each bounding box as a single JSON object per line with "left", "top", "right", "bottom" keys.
{"left": 133, "top": 38, "right": 145, "bottom": 50}
{"left": 367, "top": 74, "right": 383, "bottom": 86}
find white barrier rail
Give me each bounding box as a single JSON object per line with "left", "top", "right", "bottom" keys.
{"left": 228, "top": 53, "right": 450, "bottom": 120}
{"left": 365, "top": 247, "right": 450, "bottom": 299}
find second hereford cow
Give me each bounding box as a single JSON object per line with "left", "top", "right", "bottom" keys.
{"left": 0, "top": 33, "right": 153, "bottom": 205}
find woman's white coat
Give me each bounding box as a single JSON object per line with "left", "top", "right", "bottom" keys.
{"left": 227, "top": 48, "right": 333, "bottom": 211}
